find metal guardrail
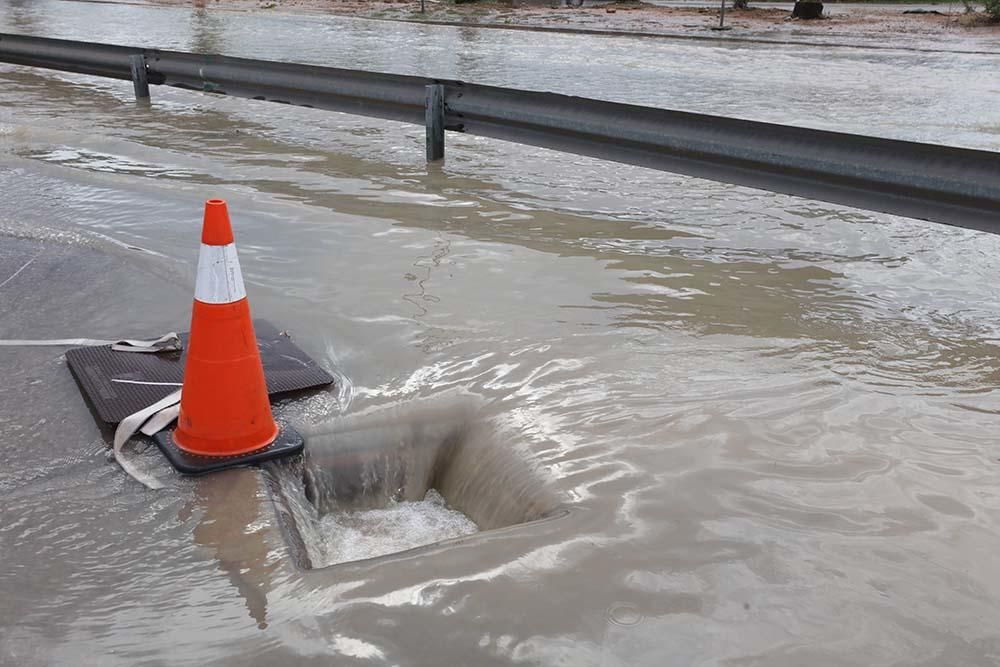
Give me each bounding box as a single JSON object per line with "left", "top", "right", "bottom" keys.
{"left": 1, "top": 33, "right": 998, "bottom": 234}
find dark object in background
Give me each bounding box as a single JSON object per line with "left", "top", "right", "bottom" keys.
{"left": 792, "top": 1, "right": 824, "bottom": 19}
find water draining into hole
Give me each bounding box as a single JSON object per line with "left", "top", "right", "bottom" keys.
{"left": 300, "top": 489, "right": 478, "bottom": 567}
{"left": 267, "top": 393, "right": 564, "bottom": 569}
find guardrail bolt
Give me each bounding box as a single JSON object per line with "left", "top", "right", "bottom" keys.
{"left": 425, "top": 84, "right": 445, "bottom": 162}
{"left": 129, "top": 54, "right": 150, "bottom": 101}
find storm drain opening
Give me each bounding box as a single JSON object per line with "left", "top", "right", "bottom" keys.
{"left": 266, "top": 396, "right": 564, "bottom": 569}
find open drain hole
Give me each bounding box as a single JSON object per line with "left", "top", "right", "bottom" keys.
{"left": 266, "top": 396, "right": 564, "bottom": 569}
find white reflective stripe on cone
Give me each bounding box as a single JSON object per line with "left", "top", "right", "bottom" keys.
{"left": 194, "top": 243, "right": 247, "bottom": 304}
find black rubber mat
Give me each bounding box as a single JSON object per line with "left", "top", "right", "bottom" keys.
{"left": 153, "top": 424, "right": 304, "bottom": 475}
{"left": 66, "top": 320, "right": 334, "bottom": 424}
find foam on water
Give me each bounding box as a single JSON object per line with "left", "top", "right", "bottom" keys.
{"left": 307, "top": 490, "right": 479, "bottom": 567}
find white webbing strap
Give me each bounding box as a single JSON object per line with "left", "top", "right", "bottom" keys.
{"left": 112, "top": 380, "right": 183, "bottom": 387}
{"left": 112, "top": 389, "right": 182, "bottom": 490}
{"left": 0, "top": 333, "right": 185, "bottom": 488}
{"left": 110, "top": 332, "right": 182, "bottom": 353}
{"left": 0, "top": 332, "right": 181, "bottom": 352}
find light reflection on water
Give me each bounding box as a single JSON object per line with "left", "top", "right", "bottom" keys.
{"left": 0, "top": 1, "right": 999, "bottom": 664}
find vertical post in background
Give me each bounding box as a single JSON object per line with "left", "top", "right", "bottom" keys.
{"left": 712, "top": 0, "right": 731, "bottom": 30}
{"left": 129, "top": 54, "right": 150, "bottom": 101}
{"left": 425, "top": 84, "right": 445, "bottom": 162}
{"left": 420, "top": 0, "right": 426, "bottom": 12}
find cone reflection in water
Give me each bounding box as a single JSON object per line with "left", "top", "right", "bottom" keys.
{"left": 173, "top": 199, "right": 278, "bottom": 457}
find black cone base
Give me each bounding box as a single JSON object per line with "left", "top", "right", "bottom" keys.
{"left": 153, "top": 423, "right": 304, "bottom": 475}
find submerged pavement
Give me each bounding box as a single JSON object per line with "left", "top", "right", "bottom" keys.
{"left": 2, "top": 0, "right": 1000, "bottom": 664}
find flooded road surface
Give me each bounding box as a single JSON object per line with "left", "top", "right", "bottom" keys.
{"left": 2, "top": 0, "right": 1000, "bottom": 664}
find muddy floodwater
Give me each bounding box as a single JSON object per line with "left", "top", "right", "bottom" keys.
{"left": 2, "top": 1, "right": 1000, "bottom": 665}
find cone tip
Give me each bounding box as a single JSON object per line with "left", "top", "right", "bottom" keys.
{"left": 202, "top": 199, "right": 235, "bottom": 246}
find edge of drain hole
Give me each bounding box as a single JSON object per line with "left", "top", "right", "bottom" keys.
{"left": 261, "top": 460, "right": 574, "bottom": 572}
{"left": 263, "top": 459, "right": 315, "bottom": 571}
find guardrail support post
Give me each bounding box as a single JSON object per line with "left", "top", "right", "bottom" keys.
{"left": 425, "top": 84, "right": 445, "bottom": 162}
{"left": 129, "top": 54, "right": 150, "bottom": 101}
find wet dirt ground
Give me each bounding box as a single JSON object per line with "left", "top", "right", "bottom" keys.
{"left": 113, "top": 0, "right": 1000, "bottom": 52}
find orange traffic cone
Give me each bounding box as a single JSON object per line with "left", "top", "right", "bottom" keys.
{"left": 174, "top": 199, "right": 276, "bottom": 455}
{"left": 154, "top": 199, "right": 303, "bottom": 474}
